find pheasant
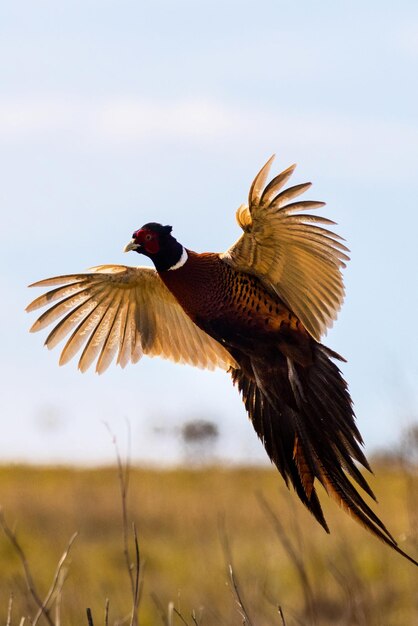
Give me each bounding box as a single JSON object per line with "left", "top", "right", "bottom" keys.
{"left": 27, "top": 155, "right": 417, "bottom": 565}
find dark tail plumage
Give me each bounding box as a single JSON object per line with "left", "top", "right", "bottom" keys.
{"left": 230, "top": 343, "right": 418, "bottom": 566}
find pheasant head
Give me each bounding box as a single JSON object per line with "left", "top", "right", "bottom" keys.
{"left": 124, "top": 222, "right": 185, "bottom": 271}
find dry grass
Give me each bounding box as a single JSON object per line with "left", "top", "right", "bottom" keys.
{"left": 0, "top": 463, "right": 417, "bottom": 625}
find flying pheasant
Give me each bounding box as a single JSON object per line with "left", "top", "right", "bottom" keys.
{"left": 27, "top": 156, "right": 417, "bottom": 565}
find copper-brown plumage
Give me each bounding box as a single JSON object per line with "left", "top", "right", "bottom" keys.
{"left": 26, "top": 156, "right": 417, "bottom": 566}
{"left": 160, "top": 251, "right": 307, "bottom": 351}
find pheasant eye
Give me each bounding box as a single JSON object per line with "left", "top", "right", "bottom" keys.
{"left": 145, "top": 234, "right": 152, "bottom": 241}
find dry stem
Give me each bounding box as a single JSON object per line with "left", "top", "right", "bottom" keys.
{"left": 1, "top": 508, "right": 76, "bottom": 626}
{"left": 218, "top": 516, "right": 255, "bottom": 626}
{"left": 257, "top": 492, "right": 317, "bottom": 625}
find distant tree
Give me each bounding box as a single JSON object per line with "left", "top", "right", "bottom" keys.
{"left": 180, "top": 419, "right": 219, "bottom": 465}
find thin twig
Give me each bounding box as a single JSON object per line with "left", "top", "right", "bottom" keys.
{"left": 168, "top": 601, "right": 174, "bottom": 626}
{"left": 55, "top": 581, "right": 62, "bottom": 626}
{"left": 54, "top": 567, "right": 68, "bottom": 626}
{"left": 0, "top": 508, "right": 54, "bottom": 626}
{"left": 129, "top": 523, "right": 141, "bottom": 626}
{"left": 191, "top": 610, "right": 200, "bottom": 626}
{"left": 229, "top": 564, "right": 254, "bottom": 626}
{"left": 172, "top": 607, "right": 190, "bottom": 626}
{"left": 218, "top": 516, "right": 255, "bottom": 626}
{"left": 33, "top": 533, "right": 78, "bottom": 626}
{"left": 104, "top": 598, "right": 110, "bottom": 626}
{"left": 114, "top": 611, "right": 132, "bottom": 626}
{"left": 328, "top": 545, "right": 369, "bottom": 626}
{"left": 151, "top": 593, "right": 170, "bottom": 626}
{"left": 106, "top": 422, "right": 144, "bottom": 626}
{"left": 257, "top": 492, "right": 316, "bottom": 624}
{"left": 6, "top": 593, "right": 13, "bottom": 626}
{"left": 86, "top": 607, "right": 95, "bottom": 626}
{"left": 278, "top": 605, "right": 287, "bottom": 626}
{"left": 105, "top": 423, "right": 136, "bottom": 602}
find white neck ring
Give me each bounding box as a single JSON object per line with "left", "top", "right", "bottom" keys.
{"left": 168, "top": 247, "right": 188, "bottom": 271}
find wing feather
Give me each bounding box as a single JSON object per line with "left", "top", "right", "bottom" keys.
{"left": 260, "top": 163, "right": 296, "bottom": 205}
{"left": 47, "top": 291, "right": 109, "bottom": 351}
{"left": 59, "top": 300, "right": 107, "bottom": 366}
{"left": 222, "top": 156, "right": 348, "bottom": 339}
{"left": 26, "top": 281, "right": 88, "bottom": 313}
{"left": 78, "top": 291, "right": 120, "bottom": 373}
{"left": 27, "top": 265, "right": 236, "bottom": 373}
{"left": 96, "top": 296, "right": 124, "bottom": 374}
{"left": 29, "top": 285, "right": 102, "bottom": 333}
{"left": 249, "top": 154, "right": 275, "bottom": 206}
{"left": 115, "top": 291, "right": 131, "bottom": 368}
{"left": 269, "top": 182, "right": 313, "bottom": 209}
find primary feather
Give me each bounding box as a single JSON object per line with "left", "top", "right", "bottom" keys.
{"left": 222, "top": 155, "right": 348, "bottom": 340}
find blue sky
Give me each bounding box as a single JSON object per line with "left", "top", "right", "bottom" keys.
{"left": 1, "top": 1, "right": 418, "bottom": 464}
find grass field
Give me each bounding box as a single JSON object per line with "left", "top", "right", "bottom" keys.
{"left": 0, "top": 463, "right": 417, "bottom": 625}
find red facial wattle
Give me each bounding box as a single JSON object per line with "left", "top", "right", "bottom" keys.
{"left": 133, "top": 228, "right": 160, "bottom": 255}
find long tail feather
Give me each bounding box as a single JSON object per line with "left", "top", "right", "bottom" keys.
{"left": 230, "top": 345, "right": 418, "bottom": 566}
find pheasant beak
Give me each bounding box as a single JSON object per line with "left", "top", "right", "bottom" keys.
{"left": 123, "top": 239, "right": 140, "bottom": 253}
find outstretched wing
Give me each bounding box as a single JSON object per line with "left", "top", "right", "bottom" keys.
{"left": 26, "top": 265, "right": 236, "bottom": 374}
{"left": 221, "top": 155, "right": 349, "bottom": 340}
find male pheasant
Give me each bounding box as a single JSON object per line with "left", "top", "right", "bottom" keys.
{"left": 27, "top": 155, "right": 417, "bottom": 565}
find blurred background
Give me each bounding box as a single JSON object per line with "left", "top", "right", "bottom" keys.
{"left": 1, "top": 0, "right": 417, "bottom": 465}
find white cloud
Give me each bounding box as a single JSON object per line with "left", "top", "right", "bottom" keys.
{"left": 0, "top": 96, "right": 86, "bottom": 136}
{"left": 0, "top": 94, "right": 417, "bottom": 180}
{"left": 96, "top": 97, "right": 232, "bottom": 140}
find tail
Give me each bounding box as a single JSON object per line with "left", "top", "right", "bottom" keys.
{"left": 230, "top": 343, "right": 418, "bottom": 566}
